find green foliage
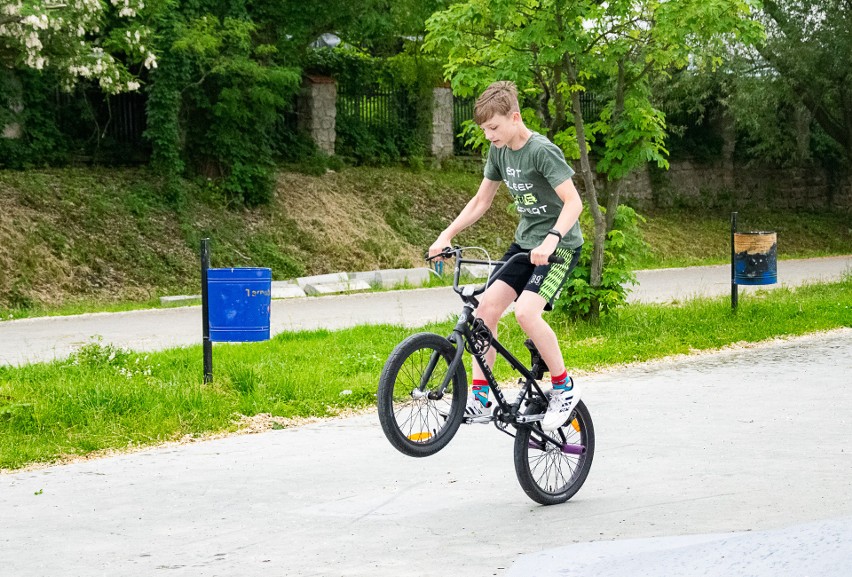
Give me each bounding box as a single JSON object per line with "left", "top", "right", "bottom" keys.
{"left": 556, "top": 205, "right": 648, "bottom": 319}
{"left": 590, "top": 92, "right": 670, "bottom": 180}
{"left": 171, "top": 15, "right": 302, "bottom": 205}
{"left": 0, "top": 70, "right": 68, "bottom": 168}
{"left": 308, "top": 44, "right": 440, "bottom": 166}
{"left": 746, "top": 0, "right": 852, "bottom": 165}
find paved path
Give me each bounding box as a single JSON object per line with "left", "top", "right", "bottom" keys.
{"left": 1, "top": 256, "right": 849, "bottom": 366}
{"left": 2, "top": 330, "right": 851, "bottom": 576}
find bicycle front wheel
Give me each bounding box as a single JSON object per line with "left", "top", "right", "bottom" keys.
{"left": 513, "top": 399, "right": 595, "bottom": 505}
{"left": 377, "top": 332, "right": 467, "bottom": 457}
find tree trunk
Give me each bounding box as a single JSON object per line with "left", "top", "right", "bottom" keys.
{"left": 566, "top": 56, "right": 604, "bottom": 321}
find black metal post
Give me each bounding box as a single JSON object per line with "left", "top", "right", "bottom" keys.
{"left": 731, "top": 212, "right": 738, "bottom": 311}
{"left": 201, "top": 238, "right": 213, "bottom": 383}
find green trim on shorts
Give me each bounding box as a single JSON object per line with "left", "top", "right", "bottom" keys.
{"left": 539, "top": 247, "right": 577, "bottom": 304}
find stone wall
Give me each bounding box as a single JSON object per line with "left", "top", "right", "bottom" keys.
{"left": 579, "top": 160, "right": 852, "bottom": 212}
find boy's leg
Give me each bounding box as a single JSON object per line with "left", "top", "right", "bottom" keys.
{"left": 515, "top": 292, "right": 579, "bottom": 430}
{"left": 471, "top": 279, "right": 518, "bottom": 382}
{"left": 513, "top": 292, "right": 565, "bottom": 377}
{"left": 515, "top": 246, "right": 583, "bottom": 430}
{"left": 464, "top": 243, "right": 531, "bottom": 415}
{"left": 459, "top": 280, "right": 516, "bottom": 419}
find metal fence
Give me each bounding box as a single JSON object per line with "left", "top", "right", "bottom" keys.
{"left": 337, "top": 87, "right": 416, "bottom": 129}
{"left": 106, "top": 91, "right": 147, "bottom": 145}
{"left": 51, "top": 86, "right": 701, "bottom": 160}
{"left": 56, "top": 90, "right": 148, "bottom": 147}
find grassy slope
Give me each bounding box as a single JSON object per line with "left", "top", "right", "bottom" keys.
{"left": 1, "top": 164, "right": 850, "bottom": 313}
{"left": 0, "top": 165, "right": 506, "bottom": 312}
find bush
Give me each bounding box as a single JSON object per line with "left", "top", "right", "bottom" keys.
{"left": 555, "top": 205, "right": 648, "bottom": 320}
{"left": 0, "top": 70, "right": 69, "bottom": 168}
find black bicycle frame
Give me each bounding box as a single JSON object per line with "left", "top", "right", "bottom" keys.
{"left": 416, "top": 248, "right": 585, "bottom": 453}
{"left": 431, "top": 301, "right": 547, "bottom": 423}
{"left": 430, "top": 251, "right": 554, "bottom": 411}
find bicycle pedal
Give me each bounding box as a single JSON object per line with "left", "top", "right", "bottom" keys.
{"left": 516, "top": 413, "right": 545, "bottom": 424}
{"left": 463, "top": 414, "right": 494, "bottom": 424}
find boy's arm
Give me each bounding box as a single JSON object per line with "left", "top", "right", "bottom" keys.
{"left": 429, "top": 178, "right": 502, "bottom": 257}
{"left": 529, "top": 178, "right": 583, "bottom": 266}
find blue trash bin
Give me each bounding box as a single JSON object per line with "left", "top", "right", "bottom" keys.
{"left": 207, "top": 268, "right": 272, "bottom": 342}
{"left": 734, "top": 231, "right": 777, "bottom": 285}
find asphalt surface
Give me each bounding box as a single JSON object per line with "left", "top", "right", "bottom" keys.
{"left": 0, "top": 256, "right": 850, "bottom": 576}
{"left": 1, "top": 330, "right": 850, "bottom": 576}
{"left": 1, "top": 256, "right": 849, "bottom": 367}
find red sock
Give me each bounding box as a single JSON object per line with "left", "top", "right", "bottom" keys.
{"left": 471, "top": 379, "right": 490, "bottom": 405}
{"left": 552, "top": 371, "right": 571, "bottom": 389}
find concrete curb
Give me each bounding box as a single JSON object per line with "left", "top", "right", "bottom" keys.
{"left": 162, "top": 267, "right": 446, "bottom": 302}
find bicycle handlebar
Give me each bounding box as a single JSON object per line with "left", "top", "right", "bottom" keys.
{"left": 428, "top": 247, "right": 565, "bottom": 300}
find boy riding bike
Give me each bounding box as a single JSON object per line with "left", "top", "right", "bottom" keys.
{"left": 428, "top": 81, "right": 584, "bottom": 431}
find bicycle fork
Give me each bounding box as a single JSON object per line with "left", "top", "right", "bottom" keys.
{"left": 417, "top": 331, "right": 466, "bottom": 401}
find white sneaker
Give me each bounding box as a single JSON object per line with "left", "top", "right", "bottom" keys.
{"left": 541, "top": 378, "right": 580, "bottom": 431}
{"left": 463, "top": 395, "right": 492, "bottom": 423}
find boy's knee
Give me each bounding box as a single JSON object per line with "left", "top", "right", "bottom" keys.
{"left": 477, "top": 300, "right": 504, "bottom": 324}
{"left": 514, "top": 304, "right": 543, "bottom": 330}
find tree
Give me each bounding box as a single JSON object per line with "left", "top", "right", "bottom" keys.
{"left": 425, "top": 0, "right": 761, "bottom": 319}
{"left": 738, "top": 0, "right": 852, "bottom": 166}
{"left": 0, "top": 0, "right": 158, "bottom": 93}
{"left": 145, "top": 3, "right": 303, "bottom": 205}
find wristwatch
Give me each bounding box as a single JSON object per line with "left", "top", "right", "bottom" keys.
{"left": 547, "top": 228, "right": 563, "bottom": 242}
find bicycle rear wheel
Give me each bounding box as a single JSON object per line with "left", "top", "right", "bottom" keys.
{"left": 513, "top": 399, "right": 595, "bottom": 505}
{"left": 377, "top": 332, "right": 467, "bottom": 457}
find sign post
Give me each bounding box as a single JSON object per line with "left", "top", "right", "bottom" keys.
{"left": 199, "top": 238, "right": 272, "bottom": 382}
{"left": 201, "top": 238, "right": 213, "bottom": 383}
{"left": 731, "top": 212, "right": 738, "bottom": 310}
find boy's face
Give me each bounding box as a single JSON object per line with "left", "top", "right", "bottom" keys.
{"left": 479, "top": 112, "right": 521, "bottom": 149}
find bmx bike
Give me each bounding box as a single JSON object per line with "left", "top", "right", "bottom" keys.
{"left": 376, "top": 247, "right": 595, "bottom": 505}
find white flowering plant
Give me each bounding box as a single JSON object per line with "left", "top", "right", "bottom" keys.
{"left": 0, "top": 0, "right": 158, "bottom": 94}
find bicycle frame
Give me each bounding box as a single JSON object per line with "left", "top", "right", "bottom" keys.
{"left": 426, "top": 248, "right": 583, "bottom": 449}
{"left": 443, "top": 301, "right": 550, "bottom": 422}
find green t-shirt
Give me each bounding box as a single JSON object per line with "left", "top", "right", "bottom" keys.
{"left": 484, "top": 132, "right": 583, "bottom": 250}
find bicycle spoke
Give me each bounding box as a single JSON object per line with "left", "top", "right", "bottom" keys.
{"left": 516, "top": 402, "right": 594, "bottom": 504}
{"left": 383, "top": 338, "right": 459, "bottom": 446}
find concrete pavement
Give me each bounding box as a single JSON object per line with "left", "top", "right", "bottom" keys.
{"left": 1, "top": 255, "right": 849, "bottom": 366}
{"left": 1, "top": 329, "right": 850, "bottom": 576}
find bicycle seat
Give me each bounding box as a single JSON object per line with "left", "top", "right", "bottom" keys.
{"left": 524, "top": 339, "right": 549, "bottom": 379}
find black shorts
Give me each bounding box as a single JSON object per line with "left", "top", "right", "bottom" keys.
{"left": 490, "top": 243, "right": 582, "bottom": 311}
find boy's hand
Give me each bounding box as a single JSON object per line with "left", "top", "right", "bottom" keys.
{"left": 428, "top": 234, "right": 454, "bottom": 260}
{"left": 530, "top": 235, "right": 559, "bottom": 266}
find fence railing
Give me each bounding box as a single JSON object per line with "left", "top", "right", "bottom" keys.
{"left": 337, "top": 88, "right": 415, "bottom": 129}
{"left": 50, "top": 85, "right": 703, "bottom": 159}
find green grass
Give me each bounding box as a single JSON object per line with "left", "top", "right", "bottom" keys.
{"left": 1, "top": 276, "right": 849, "bottom": 470}
{"left": 3, "top": 164, "right": 850, "bottom": 319}
{"left": 635, "top": 209, "right": 852, "bottom": 269}
{"left": 0, "top": 296, "right": 202, "bottom": 321}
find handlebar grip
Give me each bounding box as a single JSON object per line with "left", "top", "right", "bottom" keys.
{"left": 425, "top": 246, "right": 456, "bottom": 261}
{"left": 548, "top": 254, "right": 565, "bottom": 264}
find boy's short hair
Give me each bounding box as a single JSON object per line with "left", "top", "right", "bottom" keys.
{"left": 474, "top": 81, "right": 520, "bottom": 125}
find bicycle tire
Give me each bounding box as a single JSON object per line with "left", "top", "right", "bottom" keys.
{"left": 377, "top": 332, "right": 467, "bottom": 457}
{"left": 513, "top": 399, "right": 595, "bottom": 505}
